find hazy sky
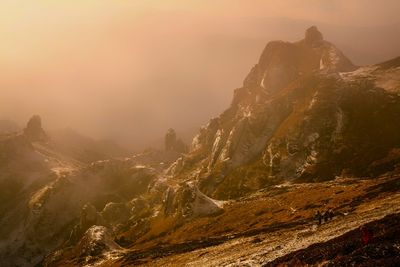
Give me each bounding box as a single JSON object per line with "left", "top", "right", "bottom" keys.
{"left": 1, "top": 1, "right": 399, "bottom": 149}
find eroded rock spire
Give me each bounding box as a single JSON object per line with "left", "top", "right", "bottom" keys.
{"left": 305, "top": 26, "right": 324, "bottom": 46}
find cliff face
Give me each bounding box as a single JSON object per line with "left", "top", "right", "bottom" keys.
{"left": 169, "top": 26, "right": 400, "bottom": 199}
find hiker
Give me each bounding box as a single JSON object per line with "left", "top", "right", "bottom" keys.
{"left": 323, "top": 210, "right": 329, "bottom": 222}
{"left": 328, "top": 209, "right": 334, "bottom": 220}
{"left": 360, "top": 226, "right": 373, "bottom": 245}
{"left": 315, "top": 210, "right": 322, "bottom": 225}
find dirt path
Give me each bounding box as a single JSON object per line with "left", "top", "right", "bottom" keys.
{"left": 145, "top": 189, "right": 400, "bottom": 266}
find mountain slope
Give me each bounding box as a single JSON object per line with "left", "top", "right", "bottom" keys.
{"left": 169, "top": 26, "right": 400, "bottom": 199}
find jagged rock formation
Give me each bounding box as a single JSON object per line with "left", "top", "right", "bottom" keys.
{"left": 163, "top": 182, "right": 224, "bottom": 218}
{"left": 165, "top": 128, "right": 188, "bottom": 153}
{"left": 75, "top": 226, "right": 122, "bottom": 258}
{"left": 23, "top": 115, "right": 48, "bottom": 142}
{"left": 304, "top": 25, "right": 323, "bottom": 46}
{"left": 165, "top": 128, "right": 177, "bottom": 151}
{"left": 68, "top": 203, "right": 107, "bottom": 244}
{"left": 169, "top": 26, "right": 400, "bottom": 199}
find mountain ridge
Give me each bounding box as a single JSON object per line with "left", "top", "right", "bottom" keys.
{"left": 167, "top": 26, "right": 400, "bottom": 199}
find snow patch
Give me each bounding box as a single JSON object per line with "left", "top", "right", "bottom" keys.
{"left": 209, "top": 129, "right": 224, "bottom": 169}
{"left": 134, "top": 164, "right": 146, "bottom": 169}
{"left": 328, "top": 46, "right": 340, "bottom": 66}
{"left": 339, "top": 65, "right": 400, "bottom": 94}
{"left": 260, "top": 76, "right": 266, "bottom": 89}
{"left": 319, "top": 58, "right": 325, "bottom": 70}
{"left": 374, "top": 67, "right": 400, "bottom": 93}
{"left": 192, "top": 186, "right": 225, "bottom": 216}
{"left": 339, "top": 66, "right": 377, "bottom": 81}
{"left": 308, "top": 91, "right": 319, "bottom": 110}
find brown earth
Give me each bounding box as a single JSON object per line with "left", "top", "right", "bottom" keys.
{"left": 50, "top": 172, "right": 400, "bottom": 266}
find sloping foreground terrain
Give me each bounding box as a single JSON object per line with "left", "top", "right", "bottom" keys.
{"left": 267, "top": 212, "right": 400, "bottom": 267}
{"left": 45, "top": 173, "right": 400, "bottom": 266}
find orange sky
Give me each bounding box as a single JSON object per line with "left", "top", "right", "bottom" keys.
{"left": 1, "top": 1, "right": 399, "bottom": 149}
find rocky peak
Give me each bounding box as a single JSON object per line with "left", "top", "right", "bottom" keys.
{"left": 164, "top": 128, "right": 188, "bottom": 153}
{"left": 23, "top": 115, "right": 48, "bottom": 142}
{"left": 304, "top": 26, "right": 324, "bottom": 46}
{"left": 241, "top": 26, "right": 355, "bottom": 95}
{"left": 165, "top": 128, "right": 177, "bottom": 151}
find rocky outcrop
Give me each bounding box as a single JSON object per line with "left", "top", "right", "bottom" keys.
{"left": 163, "top": 182, "right": 224, "bottom": 218}
{"left": 75, "top": 226, "right": 122, "bottom": 258}
{"left": 165, "top": 128, "right": 188, "bottom": 153}
{"left": 44, "top": 226, "right": 122, "bottom": 266}
{"left": 101, "top": 202, "right": 130, "bottom": 225}
{"left": 304, "top": 25, "right": 324, "bottom": 46}
{"left": 23, "top": 115, "right": 48, "bottom": 142}
{"left": 68, "top": 203, "right": 107, "bottom": 244}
